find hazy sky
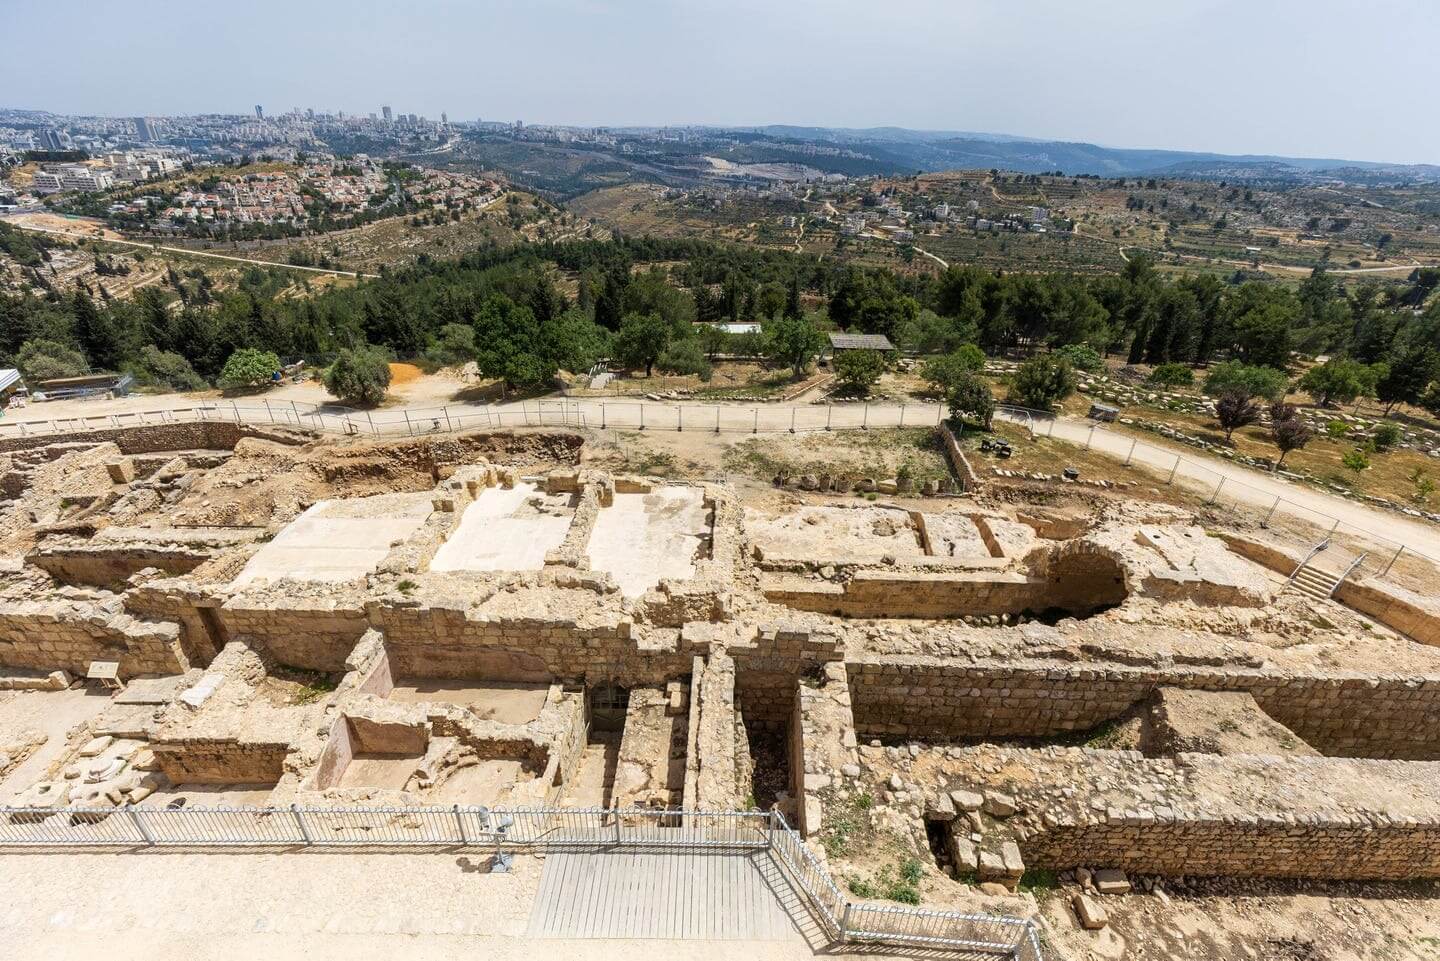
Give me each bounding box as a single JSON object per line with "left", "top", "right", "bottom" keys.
{"left": 4, "top": 0, "right": 1436, "bottom": 164}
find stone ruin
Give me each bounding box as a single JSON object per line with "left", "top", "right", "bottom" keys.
{"left": 3, "top": 419, "right": 1440, "bottom": 943}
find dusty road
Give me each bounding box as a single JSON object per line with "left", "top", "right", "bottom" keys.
{"left": 4, "top": 391, "right": 1437, "bottom": 562}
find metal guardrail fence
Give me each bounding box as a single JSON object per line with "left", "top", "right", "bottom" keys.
{"left": 0, "top": 804, "right": 1044, "bottom": 958}
{"left": 3, "top": 393, "right": 1429, "bottom": 594}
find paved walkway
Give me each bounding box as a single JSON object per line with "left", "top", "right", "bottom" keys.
{"left": 528, "top": 847, "right": 810, "bottom": 941}
{"left": 0, "top": 850, "right": 835, "bottom": 961}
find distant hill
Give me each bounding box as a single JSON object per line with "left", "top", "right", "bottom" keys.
{"left": 722, "top": 126, "right": 1439, "bottom": 182}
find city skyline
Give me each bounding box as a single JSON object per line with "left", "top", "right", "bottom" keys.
{"left": 2, "top": 0, "right": 1437, "bottom": 166}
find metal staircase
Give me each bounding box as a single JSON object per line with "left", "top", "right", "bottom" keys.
{"left": 1283, "top": 540, "right": 1367, "bottom": 600}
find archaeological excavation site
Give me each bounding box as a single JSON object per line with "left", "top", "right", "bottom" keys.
{"left": 4, "top": 417, "right": 1440, "bottom": 960}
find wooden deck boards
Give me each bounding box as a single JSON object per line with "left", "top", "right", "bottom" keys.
{"left": 527, "top": 847, "right": 803, "bottom": 941}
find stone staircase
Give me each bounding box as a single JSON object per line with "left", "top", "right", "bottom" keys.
{"left": 1285, "top": 562, "right": 1344, "bottom": 600}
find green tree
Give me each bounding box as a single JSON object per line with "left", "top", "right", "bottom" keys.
{"left": 324, "top": 346, "right": 391, "bottom": 407}
{"left": 541, "top": 308, "right": 611, "bottom": 375}
{"left": 945, "top": 371, "right": 995, "bottom": 430}
{"left": 763, "top": 314, "right": 826, "bottom": 377}
{"left": 1054, "top": 343, "right": 1103, "bottom": 373}
{"left": 920, "top": 345, "right": 987, "bottom": 397}
{"left": 1203, "top": 361, "right": 1288, "bottom": 401}
{"left": 1375, "top": 344, "right": 1440, "bottom": 414}
{"left": 656, "top": 338, "right": 711, "bottom": 380}
{"left": 1007, "top": 354, "right": 1077, "bottom": 411}
{"left": 473, "top": 294, "right": 551, "bottom": 389}
{"left": 217, "top": 348, "right": 280, "bottom": 390}
{"left": 832, "top": 349, "right": 886, "bottom": 396}
{"left": 1297, "top": 357, "right": 1380, "bottom": 408}
{"left": 614, "top": 313, "right": 672, "bottom": 377}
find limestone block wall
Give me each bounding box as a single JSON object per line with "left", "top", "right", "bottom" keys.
{"left": 0, "top": 598, "right": 188, "bottom": 678}
{"left": 847, "top": 658, "right": 1440, "bottom": 759}
{"left": 371, "top": 603, "right": 692, "bottom": 685}
{"left": 938, "top": 421, "right": 982, "bottom": 492}
{"left": 692, "top": 652, "right": 742, "bottom": 809}
{"left": 28, "top": 543, "right": 216, "bottom": 589}
{"left": 732, "top": 624, "right": 844, "bottom": 729}
{"left": 217, "top": 601, "right": 372, "bottom": 672}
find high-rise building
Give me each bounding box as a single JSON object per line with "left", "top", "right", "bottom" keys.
{"left": 39, "top": 128, "right": 65, "bottom": 152}
{"left": 382, "top": 106, "right": 393, "bottom": 122}
{"left": 441, "top": 112, "right": 448, "bottom": 125}
{"left": 134, "top": 117, "right": 157, "bottom": 142}
{"left": 255, "top": 105, "right": 264, "bottom": 119}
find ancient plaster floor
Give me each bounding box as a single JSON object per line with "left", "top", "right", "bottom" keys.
{"left": 429, "top": 482, "right": 574, "bottom": 573}
{"left": 588, "top": 488, "right": 709, "bottom": 597}
{"left": 336, "top": 752, "right": 425, "bottom": 791}
{"left": 231, "top": 493, "right": 434, "bottom": 586}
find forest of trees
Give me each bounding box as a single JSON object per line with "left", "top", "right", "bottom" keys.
{"left": 2, "top": 235, "right": 1438, "bottom": 414}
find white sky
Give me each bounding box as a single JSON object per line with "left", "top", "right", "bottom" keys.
{"left": 3, "top": 0, "right": 1436, "bottom": 164}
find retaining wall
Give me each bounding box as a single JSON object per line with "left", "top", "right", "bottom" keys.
{"left": 847, "top": 658, "right": 1440, "bottom": 759}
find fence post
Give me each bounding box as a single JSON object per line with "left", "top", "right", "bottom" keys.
{"left": 862, "top": 403, "right": 869, "bottom": 430}
{"left": 1382, "top": 545, "right": 1404, "bottom": 577}
{"left": 790, "top": 408, "right": 796, "bottom": 433}
{"left": 126, "top": 804, "right": 156, "bottom": 847}
{"left": 753, "top": 409, "right": 758, "bottom": 434}
{"left": 454, "top": 804, "right": 469, "bottom": 845}
{"left": 264, "top": 400, "right": 274, "bottom": 423}
{"left": 613, "top": 813, "right": 623, "bottom": 845}
{"left": 1086, "top": 424, "right": 1096, "bottom": 449}
{"left": 1166, "top": 455, "right": 1180, "bottom": 485}
{"left": 899, "top": 404, "right": 905, "bottom": 428}
{"left": 291, "top": 804, "right": 314, "bottom": 845}
{"left": 290, "top": 400, "right": 299, "bottom": 426}
{"left": 676, "top": 405, "right": 683, "bottom": 432}
{"left": 639, "top": 405, "right": 645, "bottom": 431}
{"left": 231, "top": 401, "right": 240, "bottom": 424}
{"left": 601, "top": 402, "right": 607, "bottom": 429}
{"left": 403, "top": 410, "right": 412, "bottom": 436}
{"left": 1208, "top": 477, "right": 1226, "bottom": 504}
{"left": 443, "top": 407, "right": 453, "bottom": 432}
{"left": 840, "top": 902, "right": 853, "bottom": 943}
{"left": 1262, "top": 496, "right": 1280, "bottom": 528}
{"left": 1124, "top": 437, "right": 1137, "bottom": 465}
{"left": 714, "top": 406, "right": 721, "bottom": 434}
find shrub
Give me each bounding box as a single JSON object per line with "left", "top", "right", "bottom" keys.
{"left": 323, "top": 346, "right": 391, "bottom": 407}
{"left": 656, "top": 338, "right": 712, "bottom": 381}
{"left": 1371, "top": 421, "right": 1403, "bottom": 452}
{"left": 833, "top": 349, "right": 886, "bottom": 396}
{"left": 424, "top": 323, "right": 476, "bottom": 367}
{"left": 1007, "top": 354, "right": 1077, "bottom": 411}
{"left": 16, "top": 339, "right": 89, "bottom": 382}
{"left": 1325, "top": 419, "right": 1350, "bottom": 440}
{"left": 1054, "top": 343, "right": 1103, "bottom": 373}
{"left": 1148, "top": 362, "right": 1194, "bottom": 388}
{"left": 136, "top": 345, "right": 206, "bottom": 391}
{"left": 1342, "top": 447, "right": 1371, "bottom": 474}
{"left": 217, "top": 348, "right": 281, "bottom": 390}
{"left": 1203, "top": 361, "right": 1288, "bottom": 401}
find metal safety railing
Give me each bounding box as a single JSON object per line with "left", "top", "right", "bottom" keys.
{"left": 0, "top": 804, "right": 1045, "bottom": 958}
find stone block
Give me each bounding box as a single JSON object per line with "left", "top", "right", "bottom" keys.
{"left": 983, "top": 790, "right": 1018, "bottom": 817}
{"left": 1072, "top": 893, "right": 1108, "bottom": 930}
{"left": 1093, "top": 869, "right": 1130, "bottom": 895}
{"left": 106, "top": 459, "right": 136, "bottom": 484}
{"left": 950, "top": 788, "right": 984, "bottom": 812}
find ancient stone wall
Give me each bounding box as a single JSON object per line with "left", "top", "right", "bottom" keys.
{"left": 847, "top": 658, "right": 1440, "bottom": 759}
{"left": 0, "top": 598, "right": 188, "bottom": 678}
{"left": 793, "top": 661, "right": 860, "bottom": 837}
{"left": 0, "top": 421, "right": 309, "bottom": 456}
